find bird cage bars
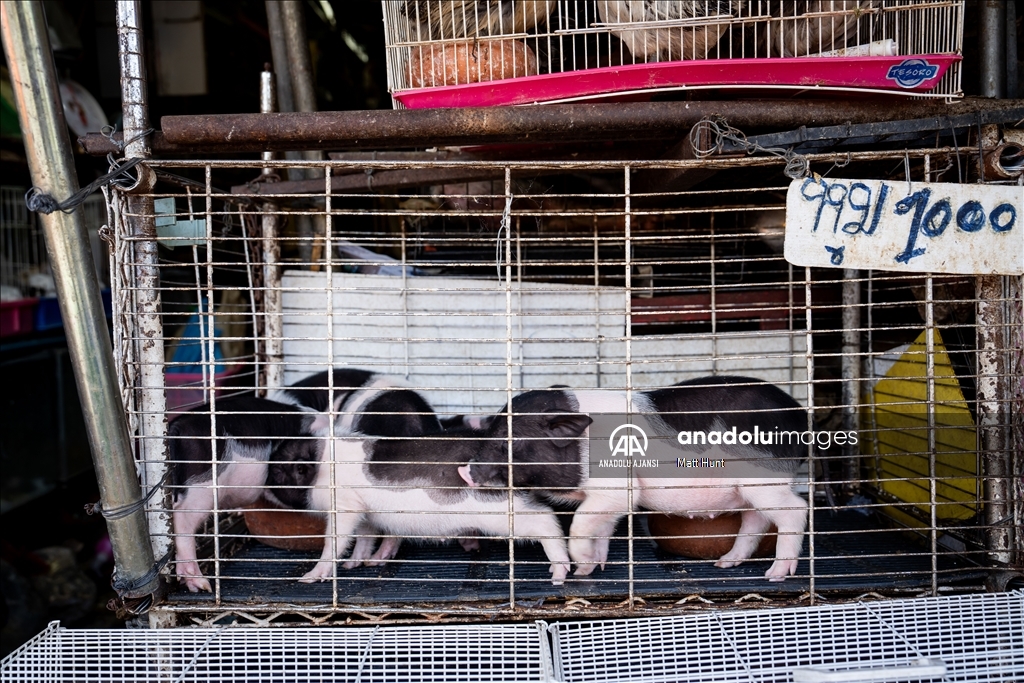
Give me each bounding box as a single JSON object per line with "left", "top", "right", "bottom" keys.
{"left": 381, "top": 0, "right": 964, "bottom": 107}
{"left": 95, "top": 147, "right": 1022, "bottom": 627}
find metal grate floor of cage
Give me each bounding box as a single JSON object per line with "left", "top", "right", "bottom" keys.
{"left": 171, "top": 510, "right": 986, "bottom": 606}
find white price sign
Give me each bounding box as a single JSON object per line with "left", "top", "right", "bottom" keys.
{"left": 784, "top": 177, "right": 1022, "bottom": 274}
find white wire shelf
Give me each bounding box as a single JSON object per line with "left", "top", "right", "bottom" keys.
{"left": 3, "top": 592, "right": 1020, "bottom": 682}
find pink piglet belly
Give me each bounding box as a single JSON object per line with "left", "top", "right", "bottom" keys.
{"left": 635, "top": 478, "right": 748, "bottom": 516}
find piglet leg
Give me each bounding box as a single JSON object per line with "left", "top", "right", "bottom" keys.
{"left": 300, "top": 510, "right": 362, "bottom": 582}
{"left": 342, "top": 526, "right": 377, "bottom": 569}
{"left": 567, "top": 490, "right": 628, "bottom": 575}
{"left": 714, "top": 508, "right": 772, "bottom": 568}
{"left": 365, "top": 536, "right": 401, "bottom": 566}
{"left": 172, "top": 485, "right": 215, "bottom": 593}
{"left": 476, "top": 502, "right": 570, "bottom": 585}
{"left": 519, "top": 518, "right": 570, "bottom": 585}
{"left": 736, "top": 484, "right": 807, "bottom": 581}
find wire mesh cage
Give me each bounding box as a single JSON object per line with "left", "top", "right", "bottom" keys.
{"left": 381, "top": 0, "right": 965, "bottom": 107}
{"left": 1, "top": 187, "right": 108, "bottom": 301}
{"left": 101, "top": 145, "right": 1019, "bottom": 626}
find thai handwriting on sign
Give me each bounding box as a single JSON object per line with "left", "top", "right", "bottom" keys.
{"left": 799, "top": 178, "right": 1017, "bottom": 265}
{"left": 786, "top": 178, "right": 1019, "bottom": 276}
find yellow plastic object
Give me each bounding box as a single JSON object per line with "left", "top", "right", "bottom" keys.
{"left": 863, "top": 329, "right": 978, "bottom": 524}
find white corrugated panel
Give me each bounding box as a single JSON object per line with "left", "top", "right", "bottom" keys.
{"left": 281, "top": 271, "right": 807, "bottom": 413}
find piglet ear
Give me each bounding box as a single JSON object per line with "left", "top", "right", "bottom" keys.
{"left": 545, "top": 412, "right": 592, "bottom": 448}
{"left": 457, "top": 464, "right": 478, "bottom": 487}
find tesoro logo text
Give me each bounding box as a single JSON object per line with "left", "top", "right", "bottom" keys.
{"left": 886, "top": 58, "right": 939, "bottom": 88}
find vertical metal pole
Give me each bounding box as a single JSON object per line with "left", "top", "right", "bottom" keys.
{"left": 841, "top": 269, "right": 860, "bottom": 494}
{"left": 503, "top": 168, "right": 515, "bottom": 609}
{"left": 924, "top": 277, "right": 938, "bottom": 596}
{"left": 924, "top": 157, "right": 938, "bottom": 596}
{"left": 624, "top": 166, "right": 634, "bottom": 611}
{"left": 804, "top": 267, "right": 816, "bottom": 603}
{"left": 977, "top": 276, "right": 1012, "bottom": 566}
{"left": 979, "top": 1, "right": 1006, "bottom": 99}
{"left": 280, "top": 0, "right": 317, "bottom": 115}
{"left": 279, "top": 0, "right": 321, "bottom": 267}
{"left": 264, "top": 0, "right": 303, "bottom": 187}
{"left": 0, "top": 1, "right": 157, "bottom": 596}
{"left": 260, "top": 67, "right": 284, "bottom": 392}
{"left": 977, "top": 2, "right": 1012, "bottom": 568}
{"left": 115, "top": 0, "right": 173, "bottom": 608}
{"left": 260, "top": 68, "right": 277, "bottom": 178}
{"left": 264, "top": 1, "right": 295, "bottom": 115}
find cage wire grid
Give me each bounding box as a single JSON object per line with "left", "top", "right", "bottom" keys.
{"left": 100, "top": 151, "right": 1018, "bottom": 621}
{"left": 1, "top": 188, "right": 108, "bottom": 297}
{"left": 550, "top": 590, "right": 1024, "bottom": 683}
{"left": 1, "top": 592, "right": 1020, "bottom": 682}
{"left": 381, "top": 0, "right": 964, "bottom": 103}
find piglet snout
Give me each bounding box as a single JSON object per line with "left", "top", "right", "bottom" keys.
{"left": 457, "top": 465, "right": 478, "bottom": 487}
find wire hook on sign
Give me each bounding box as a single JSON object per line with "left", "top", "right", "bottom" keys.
{"left": 689, "top": 116, "right": 810, "bottom": 180}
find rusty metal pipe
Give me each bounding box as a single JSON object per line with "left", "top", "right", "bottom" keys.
{"left": 77, "top": 100, "right": 1022, "bottom": 155}
{"left": 156, "top": 100, "right": 1023, "bottom": 152}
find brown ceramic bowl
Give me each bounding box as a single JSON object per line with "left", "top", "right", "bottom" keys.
{"left": 647, "top": 513, "right": 777, "bottom": 560}
{"left": 244, "top": 498, "right": 325, "bottom": 551}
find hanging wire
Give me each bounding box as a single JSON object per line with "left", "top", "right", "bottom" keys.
{"left": 689, "top": 116, "right": 810, "bottom": 180}
{"left": 25, "top": 156, "right": 145, "bottom": 215}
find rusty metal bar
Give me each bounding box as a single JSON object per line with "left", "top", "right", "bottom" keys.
{"left": 977, "top": 276, "right": 1012, "bottom": 567}
{"left": 148, "top": 100, "right": 1022, "bottom": 153}
{"left": 1, "top": 0, "right": 158, "bottom": 600}
{"left": 841, "top": 268, "right": 860, "bottom": 494}
{"left": 976, "top": 0, "right": 1014, "bottom": 570}
{"left": 258, "top": 65, "right": 284, "bottom": 393}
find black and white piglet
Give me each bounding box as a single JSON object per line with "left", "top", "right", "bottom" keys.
{"left": 458, "top": 377, "right": 808, "bottom": 581}
{"left": 265, "top": 369, "right": 442, "bottom": 507}
{"left": 299, "top": 421, "right": 571, "bottom": 586}
{"left": 168, "top": 395, "right": 316, "bottom": 592}
{"left": 267, "top": 369, "right": 444, "bottom": 567}
{"left": 269, "top": 368, "right": 441, "bottom": 436}
{"left": 170, "top": 370, "right": 444, "bottom": 592}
